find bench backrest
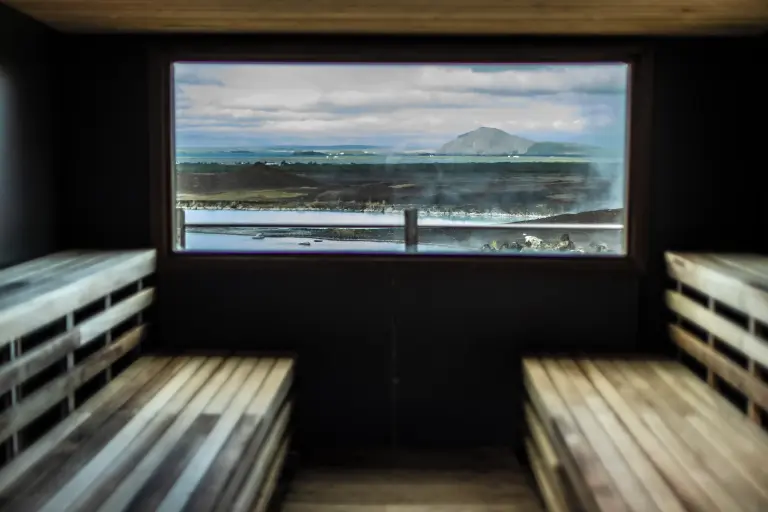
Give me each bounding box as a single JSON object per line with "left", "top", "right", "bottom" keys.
{"left": 0, "top": 250, "right": 156, "bottom": 467}
{"left": 665, "top": 252, "right": 768, "bottom": 427}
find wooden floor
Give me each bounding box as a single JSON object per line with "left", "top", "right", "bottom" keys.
{"left": 0, "top": 355, "right": 293, "bottom": 512}
{"left": 279, "top": 449, "right": 544, "bottom": 512}
{"left": 525, "top": 357, "right": 768, "bottom": 512}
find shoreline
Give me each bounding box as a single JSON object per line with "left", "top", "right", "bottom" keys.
{"left": 175, "top": 201, "right": 551, "bottom": 221}
{"left": 181, "top": 204, "right": 624, "bottom": 253}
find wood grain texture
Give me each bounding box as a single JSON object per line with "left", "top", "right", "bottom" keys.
{"left": 0, "top": 356, "right": 293, "bottom": 512}
{"left": 0, "top": 324, "right": 147, "bottom": 444}
{"left": 666, "top": 290, "right": 768, "bottom": 369}
{"left": 524, "top": 357, "right": 768, "bottom": 512}
{"left": 669, "top": 324, "right": 768, "bottom": 411}
{"left": 4, "top": 0, "right": 768, "bottom": 34}
{"left": 666, "top": 252, "right": 768, "bottom": 325}
{"left": 0, "top": 250, "right": 156, "bottom": 344}
{"left": 281, "top": 449, "right": 542, "bottom": 512}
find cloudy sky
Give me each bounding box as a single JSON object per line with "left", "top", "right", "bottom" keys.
{"left": 174, "top": 62, "right": 628, "bottom": 150}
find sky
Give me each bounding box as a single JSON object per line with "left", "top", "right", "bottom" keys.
{"left": 174, "top": 62, "right": 629, "bottom": 150}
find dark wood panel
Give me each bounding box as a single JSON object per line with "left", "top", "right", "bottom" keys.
{"left": 4, "top": 0, "right": 768, "bottom": 35}
{"left": 0, "top": 4, "right": 61, "bottom": 269}
{"left": 156, "top": 261, "right": 394, "bottom": 449}
{"left": 394, "top": 268, "right": 638, "bottom": 447}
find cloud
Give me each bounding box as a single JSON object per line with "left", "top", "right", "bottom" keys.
{"left": 173, "top": 63, "right": 628, "bottom": 147}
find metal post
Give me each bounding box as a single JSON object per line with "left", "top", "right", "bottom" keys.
{"left": 404, "top": 208, "right": 418, "bottom": 253}
{"left": 177, "top": 208, "right": 186, "bottom": 250}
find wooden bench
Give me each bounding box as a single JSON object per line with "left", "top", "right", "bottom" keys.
{"left": 523, "top": 252, "right": 768, "bottom": 512}
{"left": 0, "top": 251, "right": 294, "bottom": 511}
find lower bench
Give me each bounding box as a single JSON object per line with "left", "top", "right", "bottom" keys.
{"left": 524, "top": 357, "right": 768, "bottom": 512}
{"left": 0, "top": 355, "right": 294, "bottom": 512}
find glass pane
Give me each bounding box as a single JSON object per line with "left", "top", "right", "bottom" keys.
{"left": 173, "top": 62, "right": 629, "bottom": 255}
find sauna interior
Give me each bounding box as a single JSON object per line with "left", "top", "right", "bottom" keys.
{"left": 0, "top": 0, "right": 767, "bottom": 510}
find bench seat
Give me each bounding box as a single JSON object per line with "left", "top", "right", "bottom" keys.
{"left": 524, "top": 357, "right": 768, "bottom": 512}
{"left": 0, "top": 355, "right": 293, "bottom": 512}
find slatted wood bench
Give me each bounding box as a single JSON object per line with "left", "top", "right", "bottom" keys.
{"left": 0, "top": 251, "right": 294, "bottom": 511}
{"left": 523, "top": 252, "right": 768, "bottom": 512}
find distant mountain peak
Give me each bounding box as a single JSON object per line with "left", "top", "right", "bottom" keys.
{"left": 438, "top": 127, "right": 534, "bottom": 156}
{"left": 438, "top": 127, "right": 604, "bottom": 157}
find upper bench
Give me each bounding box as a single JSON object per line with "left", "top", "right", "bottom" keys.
{"left": 665, "top": 252, "right": 768, "bottom": 423}
{"left": 0, "top": 250, "right": 156, "bottom": 464}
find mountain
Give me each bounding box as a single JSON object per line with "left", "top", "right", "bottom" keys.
{"left": 438, "top": 127, "right": 534, "bottom": 156}
{"left": 437, "top": 127, "right": 604, "bottom": 156}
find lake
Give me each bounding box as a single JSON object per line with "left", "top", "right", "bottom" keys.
{"left": 182, "top": 209, "right": 527, "bottom": 253}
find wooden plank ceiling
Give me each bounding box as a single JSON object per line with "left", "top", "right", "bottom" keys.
{"left": 4, "top": 0, "right": 768, "bottom": 35}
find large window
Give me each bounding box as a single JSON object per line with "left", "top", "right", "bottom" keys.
{"left": 172, "top": 61, "right": 630, "bottom": 255}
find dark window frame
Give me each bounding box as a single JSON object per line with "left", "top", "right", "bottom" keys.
{"left": 149, "top": 36, "right": 652, "bottom": 273}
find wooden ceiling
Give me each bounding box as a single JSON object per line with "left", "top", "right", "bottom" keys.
{"left": 5, "top": 0, "right": 768, "bottom": 35}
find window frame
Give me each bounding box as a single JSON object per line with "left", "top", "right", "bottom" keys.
{"left": 149, "top": 36, "right": 652, "bottom": 272}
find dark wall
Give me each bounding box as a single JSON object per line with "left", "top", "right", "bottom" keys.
{"left": 0, "top": 5, "right": 60, "bottom": 269}
{"left": 57, "top": 34, "right": 766, "bottom": 451}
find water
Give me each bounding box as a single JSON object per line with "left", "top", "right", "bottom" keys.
{"left": 175, "top": 147, "right": 617, "bottom": 166}
{"left": 183, "top": 209, "right": 518, "bottom": 253}
{"left": 186, "top": 233, "right": 446, "bottom": 253}
{"left": 184, "top": 209, "right": 529, "bottom": 226}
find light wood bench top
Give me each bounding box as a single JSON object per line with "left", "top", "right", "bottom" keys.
{"left": 0, "top": 250, "right": 156, "bottom": 344}
{"left": 666, "top": 252, "right": 768, "bottom": 325}
{"left": 0, "top": 355, "right": 294, "bottom": 512}
{"left": 524, "top": 357, "right": 768, "bottom": 512}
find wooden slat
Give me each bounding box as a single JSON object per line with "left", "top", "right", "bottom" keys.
{"left": 64, "top": 358, "right": 230, "bottom": 512}
{"left": 2, "top": 358, "right": 190, "bottom": 511}
{"left": 0, "top": 252, "right": 95, "bottom": 287}
{"left": 543, "top": 360, "right": 658, "bottom": 512}
{"left": 0, "top": 330, "right": 81, "bottom": 396}
{"left": 35, "top": 357, "right": 210, "bottom": 512}
{"left": 667, "top": 290, "right": 768, "bottom": 368}
{"left": 252, "top": 436, "right": 289, "bottom": 512}
{"left": 666, "top": 252, "right": 768, "bottom": 326}
{"left": 523, "top": 359, "right": 627, "bottom": 512}
{"left": 231, "top": 401, "right": 292, "bottom": 512}
{"left": 94, "top": 358, "right": 245, "bottom": 512}
{"left": 615, "top": 361, "right": 768, "bottom": 510}
{"left": 649, "top": 361, "right": 768, "bottom": 452}
{"left": 525, "top": 403, "right": 559, "bottom": 471}
{"left": 559, "top": 360, "right": 687, "bottom": 512}
{"left": 0, "top": 249, "right": 155, "bottom": 344}
{"left": 0, "top": 324, "right": 147, "bottom": 444}
{"left": 593, "top": 360, "right": 743, "bottom": 511}
{"left": 628, "top": 361, "right": 768, "bottom": 490}
{"left": 223, "top": 361, "right": 294, "bottom": 512}
{"left": 0, "top": 357, "right": 172, "bottom": 495}
{"left": 526, "top": 437, "right": 568, "bottom": 512}
{"left": 77, "top": 287, "right": 155, "bottom": 346}
{"left": 1, "top": 355, "right": 295, "bottom": 512}
{"left": 578, "top": 360, "right": 721, "bottom": 511}
{"left": 188, "top": 358, "right": 293, "bottom": 512}
{"left": 0, "top": 287, "right": 154, "bottom": 395}
{"left": 0, "top": 252, "right": 123, "bottom": 311}
{"left": 4, "top": 0, "right": 768, "bottom": 35}
{"left": 154, "top": 359, "right": 276, "bottom": 512}
{"left": 669, "top": 323, "right": 768, "bottom": 410}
